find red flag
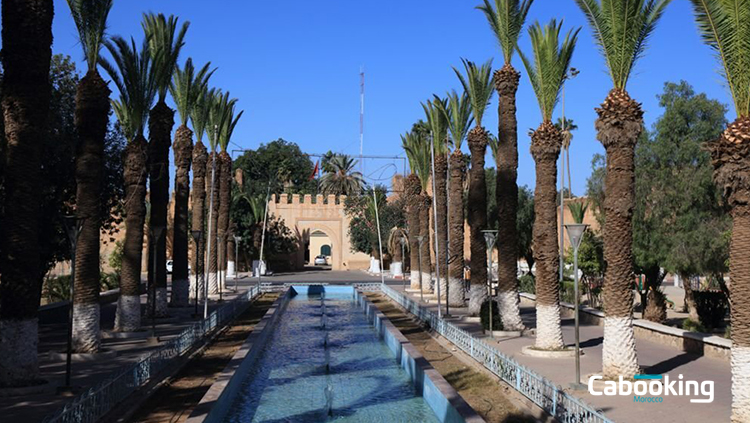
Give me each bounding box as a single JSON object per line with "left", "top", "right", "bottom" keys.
{"left": 310, "top": 160, "right": 319, "bottom": 181}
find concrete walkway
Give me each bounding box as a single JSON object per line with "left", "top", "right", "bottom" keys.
{"left": 0, "top": 276, "right": 260, "bottom": 423}
{"left": 382, "top": 281, "right": 730, "bottom": 423}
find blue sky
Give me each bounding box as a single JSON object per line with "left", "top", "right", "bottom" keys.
{"left": 47, "top": 0, "right": 732, "bottom": 195}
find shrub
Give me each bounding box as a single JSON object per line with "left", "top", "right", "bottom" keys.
{"left": 108, "top": 240, "right": 124, "bottom": 274}
{"left": 682, "top": 318, "right": 707, "bottom": 333}
{"left": 518, "top": 274, "right": 535, "bottom": 294}
{"left": 560, "top": 280, "right": 575, "bottom": 304}
{"left": 480, "top": 299, "right": 503, "bottom": 331}
{"left": 43, "top": 275, "right": 72, "bottom": 303}
{"left": 100, "top": 272, "right": 120, "bottom": 291}
{"left": 693, "top": 290, "right": 729, "bottom": 330}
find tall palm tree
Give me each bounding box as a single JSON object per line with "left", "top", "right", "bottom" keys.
{"left": 0, "top": 0, "right": 53, "bottom": 386}
{"left": 519, "top": 19, "right": 580, "bottom": 350}
{"left": 422, "top": 97, "right": 450, "bottom": 301}
{"left": 454, "top": 59, "right": 494, "bottom": 315}
{"left": 189, "top": 86, "right": 214, "bottom": 300}
{"left": 101, "top": 36, "right": 157, "bottom": 333}
{"left": 66, "top": 0, "right": 113, "bottom": 352}
{"left": 320, "top": 154, "right": 365, "bottom": 195}
{"left": 575, "top": 0, "right": 670, "bottom": 378}
{"left": 689, "top": 2, "right": 750, "bottom": 419}
{"left": 439, "top": 89, "right": 473, "bottom": 307}
{"left": 403, "top": 126, "right": 433, "bottom": 292}
{"left": 478, "top": 0, "right": 533, "bottom": 331}
{"left": 217, "top": 100, "right": 243, "bottom": 291}
{"left": 142, "top": 13, "right": 188, "bottom": 316}
{"left": 402, "top": 131, "right": 427, "bottom": 290}
{"left": 169, "top": 58, "right": 213, "bottom": 307}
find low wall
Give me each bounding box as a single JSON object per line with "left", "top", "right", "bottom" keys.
{"left": 354, "top": 289, "right": 485, "bottom": 423}
{"left": 519, "top": 293, "right": 731, "bottom": 361}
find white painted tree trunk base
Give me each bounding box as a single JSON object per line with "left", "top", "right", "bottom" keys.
{"left": 0, "top": 318, "right": 39, "bottom": 385}
{"left": 227, "top": 261, "right": 236, "bottom": 278}
{"left": 498, "top": 290, "right": 525, "bottom": 331}
{"left": 155, "top": 288, "right": 168, "bottom": 317}
{"left": 535, "top": 304, "right": 564, "bottom": 350}
{"left": 390, "top": 262, "right": 403, "bottom": 277}
{"left": 468, "top": 285, "right": 487, "bottom": 315}
{"left": 447, "top": 277, "right": 465, "bottom": 307}
{"left": 368, "top": 258, "right": 382, "bottom": 274}
{"left": 410, "top": 271, "right": 421, "bottom": 290}
{"left": 72, "top": 302, "right": 100, "bottom": 353}
{"left": 170, "top": 279, "right": 189, "bottom": 307}
{"left": 114, "top": 295, "right": 141, "bottom": 332}
{"left": 732, "top": 345, "right": 750, "bottom": 422}
{"left": 188, "top": 275, "right": 202, "bottom": 300}
{"left": 602, "top": 315, "right": 639, "bottom": 379}
{"left": 420, "top": 272, "right": 432, "bottom": 293}
{"left": 208, "top": 272, "right": 218, "bottom": 294}
{"left": 437, "top": 277, "right": 448, "bottom": 301}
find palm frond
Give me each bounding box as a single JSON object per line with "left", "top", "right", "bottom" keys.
{"left": 689, "top": 0, "right": 750, "bottom": 116}
{"left": 402, "top": 129, "right": 432, "bottom": 192}
{"left": 170, "top": 58, "right": 215, "bottom": 126}
{"left": 477, "top": 0, "right": 534, "bottom": 64}
{"left": 518, "top": 19, "right": 580, "bottom": 122}
{"left": 453, "top": 58, "right": 495, "bottom": 127}
{"left": 191, "top": 86, "right": 215, "bottom": 143}
{"left": 207, "top": 90, "right": 237, "bottom": 151}
{"left": 100, "top": 35, "right": 157, "bottom": 140}
{"left": 568, "top": 200, "right": 589, "bottom": 223}
{"left": 320, "top": 154, "right": 365, "bottom": 196}
{"left": 440, "top": 89, "right": 473, "bottom": 150}
{"left": 142, "top": 13, "right": 189, "bottom": 101}
{"left": 574, "top": 0, "right": 671, "bottom": 90}
{"left": 66, "top": 0, "right": 114, "bottom": 71}
{"left": 422, "top": 96, "right": 450, "bottom": 155}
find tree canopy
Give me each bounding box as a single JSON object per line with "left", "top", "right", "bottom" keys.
{"left": 233, "top": 138, "right": 317, "bottom": 198}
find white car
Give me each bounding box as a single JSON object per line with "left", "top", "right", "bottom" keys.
{"left": 314, "top": 255, "right": 328, "bottom": 266}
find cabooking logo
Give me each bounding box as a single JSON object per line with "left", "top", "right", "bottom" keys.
{"left": 588, "top": 374, "right": 714, "bottom": 404}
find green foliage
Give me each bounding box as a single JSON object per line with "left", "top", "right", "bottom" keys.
{"left": 693, "top": 291, "right": 729, "bottom": 330}
{"left": 574, "top": 0, "right": 672, "bottom": 89}
{"left": 108, "top": 240, "right": 124, "bottom": 274}
{"left": 440, "top": 89, "right": 473, "bottom": 150}
{"left": 191, "top": 86, "right": 214, "bottom": 143}
{"left": 477, "top": 0, "right": 534, "bottom": 64}
{"left": 688, "top": 0, "right": 750, "bottom": 116}
{"left": 170, "top": 58, "right": 214, "bottom": 126}
{"left": 453, "top": 59, "right": 494, "bottom": 127}
{"left": 480, "top": 299, "right": 504, "bottom": 331}
{"left": 208, "top": 90, "right": 243, "bottom": 152}
{"left": 568, "top": 200, "right": 588, "bottom": 224}
{"left": 344, "top": 186, "right": 406, "bottom": 257}
{"left": 233, "top": 139, "right": 317, "bottom": 198}
{"left": 142, "top": 13, "right": 189, "bottom": 101}
{"left": 682, "top": 318, "right": 707, "bottom": 333}
{"left": 518, "top": 274, "right": 536, "bottom": 294}
{"left": 560, "top": 280, "right": 576, "bottom": 304}
{"left": 320, "top": 154, "right": 365, "bottom": 196}
{"left": 422, "top": 96, "right": 450, "bottom": 154}
{"left": 518, "top": 20, "right": 580, "bottom": 122}
{"left": 585, "top": 154, "right": 606, "bottom": 227}
{"left": 401, "top": 127, "right": 431, "bottom": 192}
{"left": 66, "top": 0, "right": 114, "bottom": 71}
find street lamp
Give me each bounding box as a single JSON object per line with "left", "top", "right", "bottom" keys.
{"left": 190, "top": 230, "right": 203, "bottom": 318}
{"left": 148, "top": 225, "right": 165, "bottom": 345}
{"left": 565, "top": 223, "right": 588, "bottom": 389}
{"left": 417, "top": 235, "right": 425, "bottom": 303}
{"left": 400, "top": 235, "right": 407, "bottom": 290}
{"left": 559, "top": 67, "right": 580, "bottom": 283}
{"left": 233, "top": 234, "right": 242, "bottom": 292}
{"left": 59, "top": 215, "right": 84, "bottom": 394}
{"left": 482, "top": 230, "right": 498, "bottom": 338}
{"left": 217, "top": 234, "right": 227, "bottom": 302}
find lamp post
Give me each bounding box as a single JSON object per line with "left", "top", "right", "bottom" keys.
{"left": 565, "top": 223, "right": 588, "bottom": 389}
{"left": 233, "top": 234, "right": 242, "bottom": 292}
{"left": 559, "top": 68, "right": 580, "bottom": 282}
{"left": 429, "top": 132, "right": 442, "bottom": 319}
{"left": 148, "top": 225, "right": 165, "bottom": 344}
{"left": 482, "top": 230, "right": 498, "bottom": 338}
{"left": 60, "top": 215, "right": 84, "bottom": 394}
{"left": 217, "top": 234, "right": 227, "bottom": 302}
{"left": 400, "top": 235, "right": 407, "bottom": 290}
{"left": 191, "top": 230, "right": 203, "bottom": 318}
{"left": 417, "top": 235, "right": 425, "bottom": 303}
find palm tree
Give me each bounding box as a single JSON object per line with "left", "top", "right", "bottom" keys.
{"left": 519, "top": 19, "right": 580, "bottom": 350}
{"left": 217, "top": 100, "right": 243, "bottom": 291}
{"left": 689, "top": 2, "right": 750, "bottom": 419}
{"left": 403, "top": 125, "right": 433, "bottom": 292}
{"left": 169, "top": 58, "right": 213, "bottom": 307}
{"left": 142, "top": 13, "right": 188, "bottom": 316}
{"left": 101, "top": 36, "right": 157, "bottom": 333}
{"left": 189, "top": 86, "right": 214, "bottom": 300}
{"left": 0, "top": 0, "right": 53, "bottom": 386}
{"left": 439, "top": 89, "right": 473, "bottom": 307}
{"left": 478, "top": 0, "right": 532, "bottom": 331}
{"left": 453, "top": 59, "right": 494, "bottom": 315}
{"left": 422, "top": 97, "right": 450, "bottom": 301}
{"left": 402, "top": 131, "right": 427, "bottom": 291}
{"left": 65, "top": 0, "right": 113, "bottom": 353}
{"left": 320, "top": 154, "right": 365, "bottom": 195}
{"left": 575, "top": 0, "right": 670, "bottom": 378}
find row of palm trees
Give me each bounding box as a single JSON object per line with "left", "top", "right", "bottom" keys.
{"left": 400, "top": 0, "right": 750, "bottom": 420}
{"left": 0, "top": 0, "right": 242, "bottom": 386}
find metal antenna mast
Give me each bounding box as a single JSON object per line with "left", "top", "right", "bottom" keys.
{"left": 360, "top": 66, "right": 365, "bottom": 173}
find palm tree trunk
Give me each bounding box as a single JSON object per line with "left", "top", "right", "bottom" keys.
{"left": 217, "top": 151, "right": 232, "bottom": 292}
{"left": 206, "top": 152, "right": 220, "bottom": 294}
{"left": 405, "top": 175, "right": 421, "bottom": 290}
{"left": 227, "top": 220, "right": 237, "bottom": 277}
{"left": 494, "top": 64, "right": 524, "bottom": 331}
{"left": 448, "top": 150, "right": 466, "bottom": 307}
{"left": 147, "top": 101, "right": 173, "bottom": 317}
{"left": 190, "top": 141, "right": 208, "bottom": 301}
{"left": 419, "top": 194, "right": 433, "bottom": 292}
{"left": 531, "top": 122, "right": 564, "bottom": 350}
{"left": 0, "top": 0, "right": 53, "bottom": 386}
{"left": 707, "top": 116, "right": 750, "bottom": 422}
{"left": 115, "top": 135, "right": 148, "bottom": 332}
{"left": 467, "top": 127, "right": 488, "bottom": 315}
{"left": 435, "top": 153, "right": 449, "bottom": 301}
{"left": 71, "top": 71, "right": 110, "bottom": 352}
{"left": 597, "top": 88, "right": 642, "bottom": 379}
{"left": 170, "top": 124, "right": 192, "bottom": 307}
{"left": 680, "top": 273, "right": 700, "bottom": 322}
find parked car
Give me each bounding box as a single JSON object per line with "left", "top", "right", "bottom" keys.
{"left": 166, "top": 260, "right": 173, "bottom": 274}
{"left": 314, "top": 255, "right": 328, "bottom": 266}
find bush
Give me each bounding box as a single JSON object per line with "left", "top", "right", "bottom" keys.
{"left": 108, "top": 240, "right": 124, "bottom": 274}
{"left": 518, "top": 274, "right": 535, "bottom": 294}
{"left": 560, "top": 280, "right": 575, "bottom": 304}
{"left": 480, "top": 299, "right": 503, "bottom": 331}
{"left": 100, "top": 272, "right": 120, "bottom": 291}
{"left": 682, "top": 318, "right": 707, "bottom": 333}
{"left": 693, "top": 290, "right": 729, "bottom": 330}
{"left": 43, "top": 275, "right": 72, "bottom": 303}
